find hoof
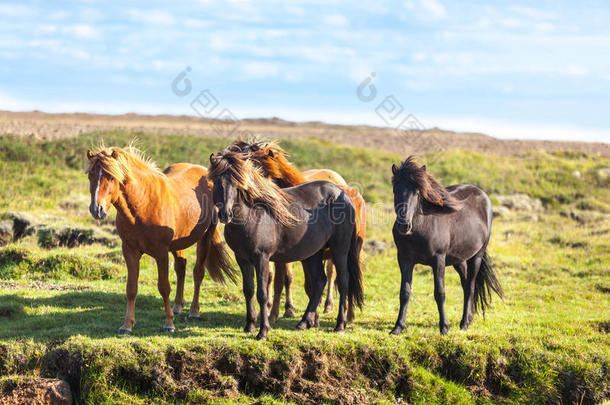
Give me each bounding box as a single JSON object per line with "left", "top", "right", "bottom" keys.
{"left": 295, "top": 321, "right": 308, "bottom": 330}
{"left": 323, "top": 302, "right": 333, "bottom": 314}
{"left": 333, "top": 324, "right": 346, "bottom": 333}
{"left": 390, "top": 327, "right": 403, "bottom": 336}
{"left": 117, "top": 327, "right": 132, "bottom": 336}
{"left": 162, "top": 325, "right": 176, "bottom": 333}
{"left": 283, "top": 308, "right": 296, "bottom": 318}
{"left": 256, "top": 331, "right": 268, "bottom": 341}
{"left": 172, "top": 306, "right": 183, "bottom": 316}
{"left": 440, "top": 324, "right": 450, "bottom": 335}
{"left": 244, "top": 323, "right": 256, "bottom": 333}
{"left": 188, "top": 314, "right": 201, "bottom": 321}
{"left": 269, "top": 313, "right": 278, "bottom": 323}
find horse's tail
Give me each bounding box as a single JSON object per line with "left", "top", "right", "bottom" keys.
{"left": 203, "top": 221, "right": 238, "bottom": 284}
{"left": 347, "top": 220, "right": 364, "bottom": 310}
{"left": 473, "top": 250, "right": 504, "bottom": 315}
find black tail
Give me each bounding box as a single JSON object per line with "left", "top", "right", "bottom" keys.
{"left": 347, "top": 225, "right": 364, "bottom": 310}
{"left": 473, "top": 250, "right": 503, "bottom": 315}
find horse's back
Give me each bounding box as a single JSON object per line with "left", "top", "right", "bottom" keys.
{"left": 302, "top": 169, "right": 348, "bottom": 186}
{"left": 446, "top": 184, "right": 492, "bottom": 226}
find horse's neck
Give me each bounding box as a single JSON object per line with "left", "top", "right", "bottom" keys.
{"left": 114, "top": 171, "right": 161, "bottom": 225}
{"left": 279, "top": 163, "right": 306, "bottom": 185}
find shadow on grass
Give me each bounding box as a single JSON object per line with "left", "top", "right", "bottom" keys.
{"left": 0, "top": 290, "right": 348, "bottom": 341}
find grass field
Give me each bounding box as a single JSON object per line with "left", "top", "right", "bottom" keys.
{"left": 0, "top": 132, "right": 608, "bottom": 404}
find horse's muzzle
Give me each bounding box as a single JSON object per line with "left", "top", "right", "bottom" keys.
{"left": 90, "top": 204, "right": 107, "bottom": 220}
{"left": 396, "top": 221, "right": 412, "bottom": 235}
{"left": 218, "top": 209, "right": 232, "bottom": 224}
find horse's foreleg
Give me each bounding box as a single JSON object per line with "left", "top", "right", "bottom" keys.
{"left": 254, "top": 255, "right": 272, "bottom": 340}
{"left": 236, "top": 256, "right": 257, "bottom": 334}
{"left": 189, "top": 239, "right": 207, "bottom": 320}
{"left": 296, "top": 253, "right": 326, "bottom": 330}
{"left": 155, "top": 252, "right": 175, "bottom": 332}
{"left": 390, "top": 253, "right": 414, "bottom": 335}
{"left": 330, "top": 256, "right": 348, "bottom": 332}
{"left": 171, "top": 250, "right": 187, "bottom": 316}
{"left": 323, "top": 260, "right": 336, "bottom": 314}
{"left": 119, "top": 243, "right": 142, "bottom": 335}
{"left": 432, "top": 255, "right": 449, "bottom": 335}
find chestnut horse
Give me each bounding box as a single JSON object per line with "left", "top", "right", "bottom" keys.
{"left": 86, "top": 146, "right": 236, "bottom": 334}
{"left": 227, "top": 141, "right": 366, "bottom": 322}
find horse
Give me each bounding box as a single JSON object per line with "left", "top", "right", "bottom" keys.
{"left": 208, "top": 150, "right": 364, "bottom": 340}
{"left": 86, "top": 145, "right": 237, "bottom": 335}
{"left": 227, "top": 140, "right": 366, "bottom": 323}
{"left": 390, "top": 156, "right": 503, "bottom": 335}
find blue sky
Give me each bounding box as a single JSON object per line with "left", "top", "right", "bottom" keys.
{"left": 0, "top": 0, "right": 609, "bottom": 141}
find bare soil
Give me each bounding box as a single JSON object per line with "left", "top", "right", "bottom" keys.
{"left": 1, "top": 110, "right": 608, "bottom": 156}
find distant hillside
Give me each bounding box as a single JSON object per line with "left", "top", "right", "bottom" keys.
{"left": 1, "top": 110, "right": 609, "bottom": 157}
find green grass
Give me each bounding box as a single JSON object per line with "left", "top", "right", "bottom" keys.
{"left": 0, "top": 132, "right": 608, "bottom": 404}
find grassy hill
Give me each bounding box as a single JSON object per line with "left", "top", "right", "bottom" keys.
{"left": 0, "top": 132, "right": 608, "bottom": 404}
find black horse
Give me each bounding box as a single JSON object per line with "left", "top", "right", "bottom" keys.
{"left": 390, "top": 157, "right": 503, "bottom": 335}
{"left": 208, "top": 150, "right": 363, "bottom": 340}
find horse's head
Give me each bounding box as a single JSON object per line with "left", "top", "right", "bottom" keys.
{"left": 392, "top": 162, "right": 423, "bottom": 235}
{"left": 86, "top": 149, "right": 121, "bottom": 220}
{"left": 209, "top": 152, "right": 242, "bottom": 224}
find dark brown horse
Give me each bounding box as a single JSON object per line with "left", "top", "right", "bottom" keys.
{"left": 226, "top": 140, "right": 366, "bottom": 323}
{"left": 390, "top": 157, "right": 503, "bottom": 335}
{"left": 208, "top": 150, "right": 364, "bottom": 340}
{"left": 86, "top": 145, "right": 237, "bottom": 334}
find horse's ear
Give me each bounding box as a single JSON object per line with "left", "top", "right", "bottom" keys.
{"left": 111, "top": 149, "right": 118, "bottom": 159}
{"left": 267, "top": 149, "right": 275, "bottom": 158}
{"left": 209, "top": 153, "right": 216, "bottom": 164}
{"left": 86, "top": 149, "right": 94, "bottom": 160}
{"left": 392, "top": 164, "right": 399, "bottom": 175}
{"left": 421, "top": 165, "right": 426, "bottom": 171}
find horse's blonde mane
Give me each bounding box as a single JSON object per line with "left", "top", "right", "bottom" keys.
{"left": 85, "top": 143, "right": 161, "bottom": 184}
{"left": 208, "top": 150, "right": 299, "bottom": 226}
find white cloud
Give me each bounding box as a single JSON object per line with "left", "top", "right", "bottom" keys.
{"left": 419, "top": 0, "right": 447, "bottom": 19}
{"left": 128, "top": 9, "right": 176, "bottom": 26}
{"left": 0, "top": 4, "right": 33, "bottom": 17}
{"left": 63, "top": 24, "right": 100, "bottom": 40}
{"left": 241, "top": 61, "right": 279, "bottom": 78}
{"left": 322, "top": 14, "right": 349, "bottom": 27}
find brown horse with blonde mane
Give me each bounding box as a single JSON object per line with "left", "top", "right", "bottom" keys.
{"left": 86, "top": 145, "right": 236, "bottom": 335}
{"left": 227, "top": 140, "right": 366, "bottom": 323}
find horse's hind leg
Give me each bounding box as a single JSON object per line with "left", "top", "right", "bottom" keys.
{"left": 296, "top": 252, "right": 326, "bottom": 330}
{"left": 270, "top": 262, "right": 286, "bottom": 322}
{"left": 323, "top": 260, "right": 335, "bottom": 313}
{"left": 454, "top": 261, "right": 470, "bottom": 330}
{"left": 189, "top": 239, "right": 207, "bottom": 320}
{"left": 461, "top": 255, "right": 482, "bottom": 330}
{"left": 284, "top": 263, "right": 297, "bottom": 318}
{"left": 171, "top": 250, "right": 187, "bottom": 316}
{"left": 432, "top": 255, "right": 449, "bottom": 335}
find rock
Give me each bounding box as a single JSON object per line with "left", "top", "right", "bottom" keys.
{"left": 0, "top": 378, "right": 72, "bottom": 405}
{"left": 365, "top": 239, "right": 386, "bottom": 255}
{"left": 37, "top": 225, "right": 116, "bottom": 249}
{"left": 496, "top": 194, "right": 542, "bottom": 212}
{"left": 596, "top": 168, "right": 610, "bottom": 183}
{"left": 492, "top": 206, "right": 511, "bottom": 218}
{"left": 4, "top": 212, "right": 37, "bottom": 240}
{"left": 0, "top": 220, "right": 12, "bottom": 246}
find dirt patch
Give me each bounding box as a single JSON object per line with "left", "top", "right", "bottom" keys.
{"left": 0, "top": 280, "right": 91, "bottom": 291}
{"left": 0, "top": 377, "right": 72, "bottom": 405}
{"left": 2, "top": 110, "right": 609, "bottom": 157}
